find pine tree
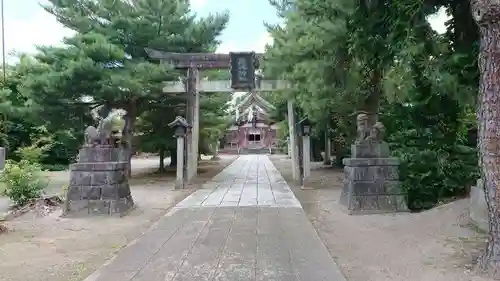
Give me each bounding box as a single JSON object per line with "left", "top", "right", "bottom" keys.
{"left": 23, "top": 0, "right": 229, "bottom": 170}
{"left": 472, "top": 0, "right": 500, "bottom": 275}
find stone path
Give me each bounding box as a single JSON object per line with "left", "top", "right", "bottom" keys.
{"left": 85, "top": 155, "right": 346, "bottom": 281}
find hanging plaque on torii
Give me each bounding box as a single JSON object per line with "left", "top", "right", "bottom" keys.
{"left": 230, "top": 52, "right": 257, "bottom": 90}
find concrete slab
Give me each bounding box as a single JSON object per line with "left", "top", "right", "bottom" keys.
{"left": 84, "top": 155, "right": 346, "bottom": 281}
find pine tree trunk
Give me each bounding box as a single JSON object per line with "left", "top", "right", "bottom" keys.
{"left": 333, "top": 139, "right": 345, "bottom": 168}
{"left": 159, "top": 147, "right": 165, "bottom": 172}
{"left": 122, "top": 102, "right": 137, "bottom": 178}
{"left": 473, "top": 1, "right": 500, "bottom": 275}
{"left": 169, "top": 148, "right": 177, "bottom": 167}
{"left": 312, "top": 138, "right": 322, "bottom": 162}
{"left": 361, "top": 68, "right": 383, "bottom": 125}
{"left": 324, "top": 126, "right": 331, "bottom": 165}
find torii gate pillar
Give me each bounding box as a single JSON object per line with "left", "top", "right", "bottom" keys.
{"left": 186, "top": 67, "right": 200, "bottom": 181}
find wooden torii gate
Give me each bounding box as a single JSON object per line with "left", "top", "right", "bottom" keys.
{"left": 145, "top": 48, "right": 300, "bottom": 182}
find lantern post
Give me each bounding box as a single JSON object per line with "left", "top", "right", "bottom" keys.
{"left": 168, "top": 116, "right": 192, "bottom": 189}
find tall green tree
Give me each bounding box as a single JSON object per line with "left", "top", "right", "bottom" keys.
{"left": 0, "top": 56, "right": 89, "bottom": 168}
{"left": 472, "top": 0, "right": 500, "bottom": 274}
{"left": 25, "top": 0, "right": 229, "bottom": 170}
{"left": 199, "top": 92, "right": 232, "bottom": 155}
{"left": 23, "top": 32, "right": 170, "bottom": 151}
{"left": 42, "top": 0, "right": 228, "bottom": 139}
{"left": 136, "top": 95, "right": 184, "bottom": 171}
{"left": 265, "top": 0, "right": 479, "bottom": 210}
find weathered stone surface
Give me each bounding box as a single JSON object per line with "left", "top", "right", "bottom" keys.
{"left": 71, "top": 162, "right": 128, "bottom": 171}
{"left": 63, "top": 146, "right": 134, "bottom": 217}
{"left": 344, "top": 165, "right": 399, "bottom": 181}
{"left": 78, "top": 147, "right": 129, "bottom": 163}
{"left": 340, "top": 141, "right": 408, "bottom": 214}
{"left": 351, "top": 142, "right": 389, "bottom": 158}
{"left": 343, "top": 180, "right": 402, "bottom": 195}
{"left": 343, "top": 157, "right": 399, "bottom": 167}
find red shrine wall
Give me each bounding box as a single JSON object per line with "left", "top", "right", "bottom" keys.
{"left": 223, "top": 122, "right": 279, "bottom": 150}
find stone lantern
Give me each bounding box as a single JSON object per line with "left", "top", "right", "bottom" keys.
{"left": 168, "top": 116, "right": 192, "bottom": 189}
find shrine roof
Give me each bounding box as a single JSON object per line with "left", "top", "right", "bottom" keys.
{"left": 237, "top": 104, "right": 269, "bottom": 122}
{"left": 241, "top": 104, "right": 267, "bottom": 114}
{"left": 234, "top": 92, "right": 275, "bottom": 112}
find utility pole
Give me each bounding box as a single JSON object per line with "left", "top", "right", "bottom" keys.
{"left": 1, "top": 0, "right": 5, "bottom": 83}
{"left": 0, "top": 0, "right": 5, "bottom": 170}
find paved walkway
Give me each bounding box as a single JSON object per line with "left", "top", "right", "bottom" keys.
{"left": 85, "top": 155, "right": 346, "bottom": 281}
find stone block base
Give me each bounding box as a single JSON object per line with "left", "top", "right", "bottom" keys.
{"left": 64, "top": 196, "right": 134, "bottom": 217}
{"left": 340, "top": 157, "right": 409, "bottom": 215}
{"left": 63, "top": 147, "right": 134, "bottom": 217}
{"left": 340, "top": 193, "right": 408, "bottom": 215}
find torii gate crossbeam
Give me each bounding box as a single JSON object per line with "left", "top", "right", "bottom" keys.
{"left": 162, "top": 80, "right": 289, "bottom": 93}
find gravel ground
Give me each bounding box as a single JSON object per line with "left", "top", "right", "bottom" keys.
{"left": 269, "top": 155, "right": 492, "bottom": 281}
{"left": 0, "top": 156, "right": 236, "bottom": 281}
{"left": 0, "top": 157, "right": 167, "bottom": 214}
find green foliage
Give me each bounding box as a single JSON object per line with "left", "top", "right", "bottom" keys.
{"left": 389, "top": 129, "right": 478, "bottom": 210}
{"left": 199, "top": 93, "right": 232, "bottom": 154}
{"left": 136, "top": 96, "right": 179, "bottom": 154}
{"left": 41, "top": 130, "right": 81, "bottom": 168}
{"left": 0, "top": 0, "right": 231, "bottom": 168}
{"left": 380, "top": 39, "right": 479, "bottom": 210}
{"left": 17, "top": 135, "right": 52, "bottom": 164}
{"left": 0, "top": 57, "right": 86, "bottom": 170}
{"left": 1, "top": 159, "right": 47, "bottom": 206}
{"left": 43, "top": 0, "right": 229, "bottom": 55}
{"left": 27, "top": 32, "right": 172, "bottom": 113}
{"left": 0, "top": 0, "right": 481, "bottom": 215}
{"left": 266, "top": 0, "right": 479, "bottom": 210}
{"left": 0, "top": 142, "right": 51, "bottom": 206}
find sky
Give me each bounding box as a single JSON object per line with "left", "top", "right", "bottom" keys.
{"left": 2, "top": 1, "right": 448, "bottom": 61}
{"left": 2, "top": 0, "right": 279, "bottom": 59}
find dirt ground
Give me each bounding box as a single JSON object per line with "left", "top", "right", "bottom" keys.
{"left": 0, "top": 156, "right": 170, "bottom": 215}
{"left": 269, "top": 155, "right": 492, "bottom": 281}
{"left": 0, "top": 156, "right": 236, "bottom": 281}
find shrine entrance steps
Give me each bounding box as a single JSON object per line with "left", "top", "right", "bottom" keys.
{"left": 84, "top": 155, "right": 346, "bottom": 281}
{"left": 218, "top": 148, "right": 280, "bottom": 155}
{"left": 238, "top": 148, "right": 272, "bottom": 154}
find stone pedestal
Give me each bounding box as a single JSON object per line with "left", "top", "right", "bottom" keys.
{"left": 340, "top": 142, "right": 408, "bottom": 214}
{"left": 63, "top": 146, "right": 134, "bottom": 217}
{"left": 175, "top": 137, "right": 185, "bottom": 189}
